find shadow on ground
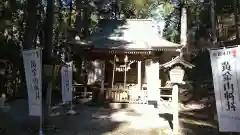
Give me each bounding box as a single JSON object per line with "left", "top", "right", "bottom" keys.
{"left": 2, "top": 99, "right": 125, "bottom": 135}
{"left": 178, "top": 87, "right": 220, "bottom": 135}
{"left": 179, "top": 110, "right": 218, "bottom": 135}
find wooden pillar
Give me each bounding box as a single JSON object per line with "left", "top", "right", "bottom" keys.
{"left": 0, "top": 94, "right": 5, "bottom": 109}
{"left": 112, "top": 55, "right": 117, "bottom": 88}
{"left": 99, "top": 60, "right": 105, "bottom": 102}
{"left": 137, "top": 61, "right": 142, "bottom": 90}
{"left": 83, "top": 86, "right": 87, "bottom": 98}
{"left": 83, "top": 60, "right": 87, "bottom": 98}
{"left": 172, "top": 84, "right": 179, "bottom": 134}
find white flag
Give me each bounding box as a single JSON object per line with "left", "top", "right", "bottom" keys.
{"left": 210, "top": 47, "right": 240, "bottom": 132}
{"left": 22, "top": 48, "right": 42, "bottom": 116}
{"left": 61, "top": 61, "right": 73, "bottom": 102}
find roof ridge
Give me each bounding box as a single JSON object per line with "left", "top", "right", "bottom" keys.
{"left": 126, "top": 19, "right": 153, "bottom": 21}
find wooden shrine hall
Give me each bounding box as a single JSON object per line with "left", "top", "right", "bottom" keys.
{"left": 68, "top": 19, "right": 193, "bottom": 104}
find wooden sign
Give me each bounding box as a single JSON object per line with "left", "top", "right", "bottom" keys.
{"left": 169, "top": 66, "right": 184, "bottom": 83}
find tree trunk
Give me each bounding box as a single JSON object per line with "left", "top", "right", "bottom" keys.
{"left": 210, "top": 0, "right": 217, "bottom": 45}
{"left": 76, "top": 0, "right": 84, "bottom": 31}
{"left": 43, "top": 0, "right": 54, "bottom": 126}
{"left": 44, "top": 0, "right": 54, "bottom": 63}
{"left": 234, "top": 0, "right": 239, "bottom": 40}
{"left": 21, "top": 0, "right": 39, "bottom": 98}
{"left": 23, "top": 0, "right": 38, "bottom": 49}
{"left": 180, "top": 7, "right": 187, "bottom": 58}
{"left": 83, "top": 6, "right": 90, "bottom": 37}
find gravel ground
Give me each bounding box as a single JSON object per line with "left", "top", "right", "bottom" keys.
{"left": 0, "top": 100, "right": 171, "bottom": 135}
{"left": 1, "top": 98, "right": 220, "bottom": 135}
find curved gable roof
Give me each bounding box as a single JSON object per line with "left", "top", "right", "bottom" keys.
{"left": 86, "top": 19, "right": 182, "bottom": 50}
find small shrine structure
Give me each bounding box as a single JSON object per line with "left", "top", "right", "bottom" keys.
{"left": 68, "top": 19, "right": 187, "bottom": 105}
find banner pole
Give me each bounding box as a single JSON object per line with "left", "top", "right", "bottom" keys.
{"left": 48, "top": 82, "right": 52, "bottom": 115}
{"left": 39, "top": 105, "right": 43, "bottom": 135}
{"left": 67, "top": 86, "right": 76, "bottom": 115}
{"left": 40, "top": 48, "right": 43, "bottom": 135}
{"left": 70, "top": 101, "right": 73, "bottom": 110}
{"left": 66, "top": 96, "right": 76, "bottom": 115}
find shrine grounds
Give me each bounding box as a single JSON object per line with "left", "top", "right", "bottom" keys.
{"left": 0, "top": 87, "right": 221, "bottom": 135}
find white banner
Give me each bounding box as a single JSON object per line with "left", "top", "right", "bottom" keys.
{"left": 61, "top": 61, "right": 73, "bottom": 102}
{"left": 22, "top": 48, "right": 42, "bottom": 116}
{"left": 210, "top": 47, "right": 240, "bottom": 132}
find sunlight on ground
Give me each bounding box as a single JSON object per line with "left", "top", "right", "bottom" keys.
{"left": 180, "top": 111, "right": 217, "bottom": 128}
{"left": 104, "top": 109, "right": 172, "bottom": 135}
{"left": 180, "top": 118, "right": 217, "bottom": 128}
{"left": 110, "top": 109, "right": 170, "bottom": 130}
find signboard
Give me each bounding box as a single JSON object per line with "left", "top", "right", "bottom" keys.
{"left": 22, "top": 48, "right": 42, "bottom": 116}
{"left": 169, "top": 66, "right": 184, "bottom": 83}
{"left": 61, "top": 61, "right": 73, "bottom": 102}
{"left": 210, "top": 47, "right": 240, "bottom": 132}
{"left": 115, "top": 65, "right": 131, "bottom": 72}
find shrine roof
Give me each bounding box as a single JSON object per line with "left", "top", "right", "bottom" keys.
{"left": 160, "top": 56, "right": 195, "bottom": 69}
{"left": 80, "top": 19, "right": 182, "bottom": 51}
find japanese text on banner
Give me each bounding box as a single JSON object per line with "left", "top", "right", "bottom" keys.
{"left": 221, "top": 61, "right": 236, "bottom": 111}
{"left": 22, "top": 48, "right": 42, "bottom": 116}
{"left": 61, "top": 61, "right": 73, "bottom": 102}
{"left": 210, "top": 47, "right": 240, "bottom": 132}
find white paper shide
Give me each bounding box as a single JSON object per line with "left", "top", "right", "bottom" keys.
{"left": 210, "top": 47, "right": 240, "bottom": 132}
{"left": 22, "top": 48, "right": 42, "bottom": 116}
{"left": 61, "top": 61, "right": 73, "bottom": 102}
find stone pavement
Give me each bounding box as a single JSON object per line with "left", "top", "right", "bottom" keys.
{"left": 1, "top": 100, "right": 172, "bottom": 135}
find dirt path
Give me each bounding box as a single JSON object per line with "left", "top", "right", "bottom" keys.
{"left": 2, "top": 100, "right": 173, "bottom": 135}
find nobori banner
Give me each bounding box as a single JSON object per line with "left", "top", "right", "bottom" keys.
{"left": 22, "top": 48, "right": 42, "bottom": 116}
{"left": 61, "top": 61, "right": 73, "bottom": 102}
{"left": 209, "top": 47, "right": 240, "bottom": 132}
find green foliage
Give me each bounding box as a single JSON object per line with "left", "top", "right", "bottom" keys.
{"left": 0, "top": 0, "right": 25, "bottom": 59}
{"left": 121, "top": 0, "right": 154, "bottom": 18}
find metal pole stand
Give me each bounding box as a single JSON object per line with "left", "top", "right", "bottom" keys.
{"left": 49, "top": 111, "right": 61, "bottom": 117}
{"left": 50, "top": 102, "right": 64, "bottom": 116}
{"left": 39, "top": 101, "right": 44, "bottom": 135}
{"left": 39, "top": 129, "right": 43, "bottom": 135}
{"left": 66, "top": 101, "right": 76, "bottom": 115}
